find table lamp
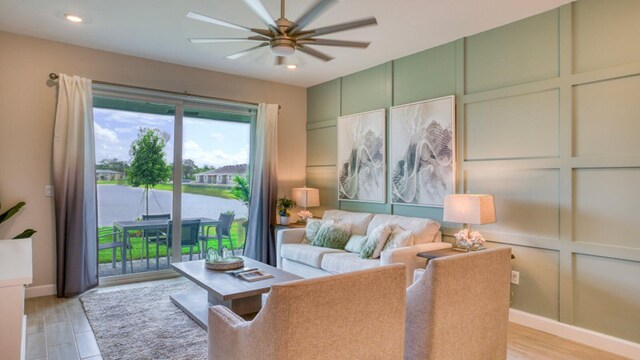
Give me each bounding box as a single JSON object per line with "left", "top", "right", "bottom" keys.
{"left": 443, "top": 194, "right": 496, "bottom": 251}
{"left": 292, "top": 187, "right": 320, "bottom": 223}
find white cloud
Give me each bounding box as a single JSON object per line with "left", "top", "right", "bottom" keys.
{"left": 94, "top": 123, "right": 118, "bottom": 144}
{"left": 183, "top": 141, "right": 249, "bottom": 168}
{"left": 114, "top": 127, "right": 135, "bottom": 134}
{"left": 210, "top": 132, "right": 224, "bottom": 141}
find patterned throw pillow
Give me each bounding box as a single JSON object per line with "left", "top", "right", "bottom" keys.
{"left": 344, "top": 235, "right": 368, "bottom": 253}
{"left": 360, "top": 224, "right": 393, "bottom": 259}
{"left": 312, "top": 220, "right": 351, "bottom": 249}
{"left": 383, "top": 226, "right": 414, "bottom": 251}
{"left": 303, "top": 218, "right": 323, "bottom": 244}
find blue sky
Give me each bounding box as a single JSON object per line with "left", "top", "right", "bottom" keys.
{"left": 93, "top": 108, "right": 250, "bottom": 168}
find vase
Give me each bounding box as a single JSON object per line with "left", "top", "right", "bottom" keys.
{"left": 280, "top": 216, "right": 290, "bottom": 225}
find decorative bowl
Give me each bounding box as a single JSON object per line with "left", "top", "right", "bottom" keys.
{"left": 205, "top": 256, "right": 244, "bottom": 270}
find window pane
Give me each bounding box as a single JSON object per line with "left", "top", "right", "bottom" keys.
{"left": 182, "top": 107, "right": 251, "bottom": 260}
{"left": 94, "top": 96, "right": 175, "bottom": 277}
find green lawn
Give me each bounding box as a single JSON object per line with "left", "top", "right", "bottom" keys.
{"left": 98, "top": 221, "right": 246, "bottom": 264}
{"left": 96, "top": 180, "right": 235, "bottom": 199}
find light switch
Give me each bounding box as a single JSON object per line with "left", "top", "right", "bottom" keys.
{"left": 45, "top": 185, "right": 54, "bottom": 197}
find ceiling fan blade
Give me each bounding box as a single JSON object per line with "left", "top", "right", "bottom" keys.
{"left": 303, "top": 17, "right": 377, "bottom": 37}
{"left": 186, "top": 12, "right": 251, "bottom": 32}
{"left": 297, "top": 44, "right": 334, "bottom": 62}
{"left": 226, "top": 43, "right": 269, "bottom": 60}
{"left": 241, "top": 0, "right": 277, "bottom": 28}
{"left": 275, "top": 56, "right": 285, "bottom": 66}
{"left": 297, "top": 39, "right": 370, "bottom": 48}
{"left": 290, "top": 0, "right": 337, "bottom": 35}
{"left": 188, "top": 37, "right": 268, "bottom": 43}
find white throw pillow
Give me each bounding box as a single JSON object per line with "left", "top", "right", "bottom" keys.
{"left": 345, "top": 235, "right": 367, "bottom": 253}
{"left": 383, "top": 226, "right": 414, "bottom": 251}
{"left": 360, "top": 224, "right": 393, "bottom": 259}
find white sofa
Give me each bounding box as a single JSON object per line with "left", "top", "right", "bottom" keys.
{"left": 276, "top": 209, "right": 452, "bottom": 286}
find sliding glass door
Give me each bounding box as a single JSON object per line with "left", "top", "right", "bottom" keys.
{"left": 92, "top": 89, "right": 254, "bottom": 278}
{"left": 181, "top": 106, "right": 252, "bottom": 262}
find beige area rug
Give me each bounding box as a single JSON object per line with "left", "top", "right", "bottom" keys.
{"left": 80, "top": 278, "right": 207, "bottom": 360}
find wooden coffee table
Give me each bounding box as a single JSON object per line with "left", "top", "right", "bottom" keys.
{"left": 170, "top": 256, "right": 301, "bottom": 329}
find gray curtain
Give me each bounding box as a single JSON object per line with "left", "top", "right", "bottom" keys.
{"left": 53, "top": 74, "right": 98, "bottom": 297}
{"left": 245, "top": 103, "right": 279, "bottom": 265}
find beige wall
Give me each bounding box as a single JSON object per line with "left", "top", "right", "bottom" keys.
{"left": 0, "top": 31, "right": 306, "bottom": 289}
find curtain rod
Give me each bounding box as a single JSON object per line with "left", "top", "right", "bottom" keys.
{"left": 48, "top": 73, "right": 281, "bottom": 110}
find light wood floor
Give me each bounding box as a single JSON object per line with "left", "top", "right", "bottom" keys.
{"left": 25, "top": 281, "right": 629, "bottom": 360}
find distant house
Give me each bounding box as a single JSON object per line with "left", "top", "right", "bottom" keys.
{"left": 96, "top": 169, "right": 125, "bottom": 181}
{"left": 194, "top": 164, "right": 247, "bottom": 186}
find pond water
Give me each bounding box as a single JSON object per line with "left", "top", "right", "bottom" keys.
{"left": 97, "top": 185, "right": 248, "bottom": 227}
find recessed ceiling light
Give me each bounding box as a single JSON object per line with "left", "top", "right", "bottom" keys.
{"left": 286, "top": 64, "right": 298, "bottom": 70}
{"left": 65, "top": 14, "right": 83, "bottom": 23}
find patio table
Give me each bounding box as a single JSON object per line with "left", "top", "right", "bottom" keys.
{"left": 112, "top": 217, "right": 221, "bottom": 274}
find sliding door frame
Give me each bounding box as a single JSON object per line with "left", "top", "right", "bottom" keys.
{"left": 93, "top": 84, "right": 256, "bottom": 283}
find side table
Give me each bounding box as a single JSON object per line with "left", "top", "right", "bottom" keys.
{"left": 417, "top": 248, "right": 515, "bottom": 260}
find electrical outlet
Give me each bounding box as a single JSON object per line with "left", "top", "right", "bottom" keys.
{"left": 45, "top": 185, "right": 54, "bottom": 197}
{"left": 511, "top": 270, "right": 520, "bottom": 285}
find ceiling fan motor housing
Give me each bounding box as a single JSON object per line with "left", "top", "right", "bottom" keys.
{"left": 270, "top": 38, "right": 296, "bottom": 56}
{"left": 271, "top": 18, "right": 296, "bottom": 56}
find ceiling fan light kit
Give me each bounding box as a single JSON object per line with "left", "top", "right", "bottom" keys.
{"left": 186, "top": 0, "right": 377, "bottom": 64}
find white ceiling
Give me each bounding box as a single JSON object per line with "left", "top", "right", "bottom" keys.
{"left": 0, "top": 0, "right": 573, "bottom": 87}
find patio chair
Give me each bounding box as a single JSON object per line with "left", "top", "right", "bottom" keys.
{"left": 155, "top": 219, "right": 201, "bottom": 269}
{"left": 97, "top": 227, "right": 132, "bottom": 273}
{"left": 142, "top": 213, "right": 171, "bottom": 268}
{"left": 199, "top": 213, "right": 235, "bottom": 257}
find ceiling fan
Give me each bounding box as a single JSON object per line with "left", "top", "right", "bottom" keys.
{"left": 186, "top": 0, "right": 377, "bottom": 64}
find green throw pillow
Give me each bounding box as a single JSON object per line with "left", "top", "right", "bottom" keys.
{"left": 312, "top": 220, "right": 351, "bottom": 249}
{"left": 360, "top": 224, "right": 392, "bottom": 259}
{"left": 303, "top": 219, "right": 323, "bottom": 244}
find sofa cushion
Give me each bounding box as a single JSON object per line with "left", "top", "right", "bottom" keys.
{"left": 367, "top": 214, "right": 440, "bottom": 244}
{"left": 311, "top": 220, "right": 351, "bottom": 249}
{"left": 280, "top": 244, "right": 344, "bottom": 268}
{"left": 303, "top": 218, "right": 323, "bottom": 244}
{"left": 322, "top": 210, "right": 374, "bottom": 235}
{"left": 360, "top": 224, "right": 393, "bottom": 259}
{"left": 320, "top": 253, "right": 380, "bottom": 274}
{"left": 383, "top": 226, "right": 414, "bottom": 251}
{"left": 344, "top": 235, "right": 367, "bottom": 253}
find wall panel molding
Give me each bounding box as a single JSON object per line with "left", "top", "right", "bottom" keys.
{"left": 306, "top": 0, "right": 640, "bottom": 344}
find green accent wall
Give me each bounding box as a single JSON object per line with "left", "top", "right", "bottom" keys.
{"left": 306, "top": 0, "right": 640, "bottom": 343}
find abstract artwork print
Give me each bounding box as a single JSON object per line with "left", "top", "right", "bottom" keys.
{"left": 337, "top": 109, "right": 386, "bottom": 203}
{"left": 390, "top": 96, "right": 455, "bottom": 207}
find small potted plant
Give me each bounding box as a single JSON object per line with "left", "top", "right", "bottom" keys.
{"left": 277, "top": 196, "right": 296, "bottom": 225}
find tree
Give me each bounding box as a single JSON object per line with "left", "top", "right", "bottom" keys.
{"left": 127, "top": 128, "right": 171, "bottom": 215}
{"left": 230, "top": 175, "right": 250, "bottom": 208}
{"left": 183, "top": 159, "right": 197, "bottom": 180}
{"left": 96, "top": 158, "right": 128, "bottom": 173}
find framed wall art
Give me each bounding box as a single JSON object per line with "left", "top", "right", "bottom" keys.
{"left": 337, "top": 109, "right": 386, "bottom": 203}
{"left": 390, "top": 96, "right": 455, "bottom": 207}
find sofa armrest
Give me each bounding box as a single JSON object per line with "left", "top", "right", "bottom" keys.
{"left": 276, "top": 228, "right": 306, "bottom": 268}
{"left": 380, "top": 242, "right": 452, "bottom": 286}
{"left": 208, "top": 305, "right": 250, "bottom": 360}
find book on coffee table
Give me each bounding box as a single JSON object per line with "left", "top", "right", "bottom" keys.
{"left": 238, "top": 269, "right": 274, "bottom": 282}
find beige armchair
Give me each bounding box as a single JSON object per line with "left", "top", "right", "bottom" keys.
{"left": 208, "top": 264, "right": 407, "bottom": 360}
{"left": 405, "top": 247, "right": 512, "bottom": 360}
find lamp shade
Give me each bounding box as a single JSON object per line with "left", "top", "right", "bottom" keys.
{"left": 443, "top": 194, "right": 496, "bottom": 225}
{"left": 292, "top": 187, "right": 320, "bottom": 208}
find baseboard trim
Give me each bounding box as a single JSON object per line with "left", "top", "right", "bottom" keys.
{"left": 509, "top": 309, "right": 640, "bottom": 359}
{"left": 25, "top": 284, "right": 56, "bottom": 298}
{"left": 98, "top": 269, "right": 179, "bottom": 287}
